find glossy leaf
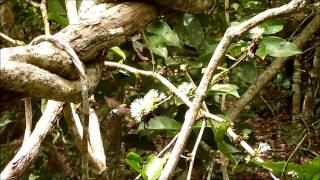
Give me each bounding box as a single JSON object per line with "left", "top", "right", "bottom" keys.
{"left": 210, "top": 84, "right": 240, "bottom": 98}
{"left": 110, "top": 46, "right": 126, "bottom": 61}
{"left": 261, "top": 36, "right": 301, "bottom": 57}
{"left": 261, "top": 19, "right": 283, "bottom": 34}
{"left": 147, "top": 21, "right": 180, "bottom": 47}
{"left": 174, "top": 14, "right": 204, "bottom": 48}
{"left": 215, "top": 123, "right": 237, "bottom": 164}
{"left": 145, "top": 34, "right": 168, "bottom": 59}
{"left": 138, "top": 116, "right": 181, "bottom": 131}
{"left": 235, "top": 61, "right": 257, "bottom": 84}
{"left": 143, "top": 154, "right": 168, "bottom": 180}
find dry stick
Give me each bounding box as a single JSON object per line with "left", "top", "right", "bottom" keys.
{"left": 0, "top": 101, "right": 64, "bottom": 179}
{"left": 22, "top": 98, "right": 32, "bottom": 144}
{"left": 227, "top": 14, "right": 320, "bottom": 121}
{"left": 40, "top": 0, "right": 50, "bottom": 35}
{"left": 160, "top": 1, "right": 305, "bottom": 179}
{"left": 104, "top": 62, "right": 272, "bottom": 175}
{"left": 183, "top": 68, "right": 211, "bottom": 180}
{"left": 63, "top": 104, "right": 108, "bottom": 174}
{"left": 280, "top": 132, "right": 308, "bottom": 179}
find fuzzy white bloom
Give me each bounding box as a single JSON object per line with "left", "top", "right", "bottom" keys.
{"left": 249, "top": 26, "right": 264, "bottom": 39}
{"left": 130, "top": 89, "right": 166, "bottom": 122}
{"left": 287, "top": 171, "right": 298, "bottom": 178}
{"left": 257, "top": 142, "right": 271, "bottom": 153}
{"left": 177, "top": 82, "right": 194, "bottom": 95}
{"left": 130, "top": 98, "right": 146, "bottom": 123}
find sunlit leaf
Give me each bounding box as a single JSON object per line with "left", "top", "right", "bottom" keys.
{"left": 174, "top": 14, "right": 204, "bottom": 49}
{"left": 147, "top": 21, "right": 180, "bottom": 47}
{"left": 138, "top": 116, "right": 181, "bottom": 131}
{"left": 145, "top": 34, "right": 168, "bottom": 59}
{"left": 110, "top": 46, "right": 126, "bottom": 61}
{"left": 143, "top": 154, "right": 168, "bottom": 180}
{"left": 261, "top": 19, "right": 283, "bottom": 34}
{"left": 210, "top": 84, "right": 240, "bottom": 98}
{"left": 261, "top": 36, "right": 301, "bottom": 57}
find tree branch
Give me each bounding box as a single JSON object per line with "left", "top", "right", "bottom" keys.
{"left": 0, "top": 100, "right": 64, "bottom": 179}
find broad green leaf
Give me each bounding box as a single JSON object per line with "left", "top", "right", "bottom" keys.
{"left": 215, "top": 123, "right": 237, "bottom": 164}
{"left": 235, "top": 61, "right": 257, "bottom": 84}
{"left": 302, "top": 156, "right": 320, "bottom": 180}
{"left": 174, "top": 14, "right": 204, "bottom": 49}
{"left": 48, "top": 0, "right": 66, "bottom": 15}
{"left": 143, "top": 154, "right": 168, "bottom": 180}
{"left": 145, "top": 34, "right": 168, "bottom": 59}
{"left": 126, "top": 152, "right": 148, "bottom": 179}
{"left": 261, "top": 36, "right": 301, "bottom": 57}
{"left": 256, "top": 42, "right": 267, "bottom": 59}
{"left": 48, "top": 13, "right": 69, "bottom": 27}
{"left": 125, "top": 159, "right": 147, "bottom": 180}
{"left": 110, "top": 46, "right": 126, "bottom": 60}
{"left": 147, "top": 21, "right": 180, "bottom": 47}
{"left": 254, "top": 160, "right": 303, "bottom": 177}
{"left": 138, "top": 116, "right": 181, "bottom": 131}
{"left": 126, "top": 152, "right": 143, "bottom": 164}
{"left": 210, "top": 84, "right": 240, "bottom": 98}
{"left": 261, "top": 19, "right": 283, "bottom": 34}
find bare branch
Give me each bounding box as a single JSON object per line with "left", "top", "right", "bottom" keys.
{"left": 0, "top": 101, "right": 64, "bottom": 179}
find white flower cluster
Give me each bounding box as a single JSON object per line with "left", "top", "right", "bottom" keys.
{"left": 249, "top": 26, "right": 264, "bottom": 39}
{"left": 130, "top": 89, "right": 166, "bottom": 122}
{"left": 287, "top": 171, "right": 298, "bottom": 178}
{"left": 257, "top": 142, "right": 271, "bottom": 153}
{"left": 177, "top": 82, "right": 194, "bottom": 95}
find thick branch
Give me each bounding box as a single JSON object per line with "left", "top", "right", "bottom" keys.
{"left": 0, "top": 61, "right": 102, "bottom": 102}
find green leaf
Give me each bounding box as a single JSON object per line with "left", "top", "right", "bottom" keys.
{"left": 48, "top": 13, "right": 69, "bottom": 27}
{"left": 110, "top": 46, "right": 126, "bottom": 60}
{"left": 138, "top": 116, "right": 182, "bottom": 132}
{"left": 234, "top": 61, "right": 257, "bottom": 84}
{"left": 126, "top": 152, "right": 143, "bottom": 164}
{"left": 174, "top": 14, "right": 204, "bottom": 49}
{"left": 254, "top": 160, "right": 303, "bottom": 177}
{"left": 261, "top": 36, "right": 301, "bottom": 57}
{"left": 256, "top": 42, "right": 267, "bottom": 59}
{"left": 147, "top": 21, "right": 180, "bottom": 47}
{"left": 215, "top": 123, "right": 237, "bottom": 164}
{"left": 261, "top": 19, "right": 283, "bottom": 34}
{"left": 210, "top": 84, "right": 240, "bottom": 98}
{"left": 145, "top": 34, "right": 168, "bottom": 59}
{"left": 143, "top": 154, "right": 168, "bottom": 180}
{"left": 125, "top": 152, "right": 148, "bottom": 179}
{"left": 0, "top": 112, "right": 14, "bottom": 127}
{"left": 47, "top": 0, "right": 66, "bottom": 15}
{"left": 302, "top": 156, "right": 320, "bottom": 180}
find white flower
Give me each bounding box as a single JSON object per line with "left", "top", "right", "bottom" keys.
{"left": 257, "top": 142, "right": 271, "bottom": 153}
{"left": 249, "top": 27, "right": 264, "bottom": 39}
{"left": 130, "top": 98, "right": 146, "bottom": 123}
{"left": 287, "top": 171, "right": 298, "bottom": 178}
{"left": 177, "top": 82, "right": 194, "bottom": 95}
{"left": 130, "top": 89, "right": 166, "bottom": 122}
